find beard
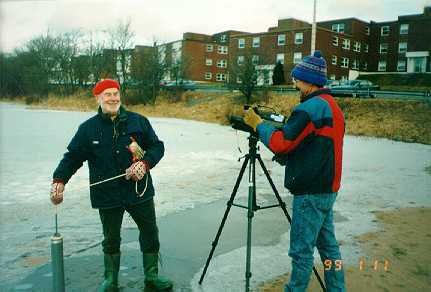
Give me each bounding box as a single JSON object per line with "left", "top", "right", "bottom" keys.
{"left": 99, "top": 100, "right": 121, "bottom": 116}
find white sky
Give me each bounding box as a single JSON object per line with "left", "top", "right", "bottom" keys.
{"left": 1, "top": 0, "right": 430, "bottom": 53}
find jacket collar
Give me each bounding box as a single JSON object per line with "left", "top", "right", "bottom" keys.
{"left": 98, "top": 105, "right": 128, "bottom": 123}
{"left": 301, "top": 88, "right": 331, "bottom": 103}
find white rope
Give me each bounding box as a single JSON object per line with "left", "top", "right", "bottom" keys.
{"left": 135, "top": 175, "right": 149, "bottom": 197}
{"left": 90, "top": 173, "right": 127, "bottom": 187}
{"left": 65, "top": 173, "right": 126, "bottom": 193}
{"left": 67, "top": 172, "right": 149, "bottom": 197}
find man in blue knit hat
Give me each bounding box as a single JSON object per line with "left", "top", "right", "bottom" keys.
{"left": 244, "top": 51, "right": 346, "bottom": 292}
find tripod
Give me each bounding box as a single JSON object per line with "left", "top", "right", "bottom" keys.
{"left": 198, "top": 134, "right": 325, "bottom": 292}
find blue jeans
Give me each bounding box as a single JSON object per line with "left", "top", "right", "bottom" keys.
{"left": 285, "top": 193, "right": 346, "bottom": 292}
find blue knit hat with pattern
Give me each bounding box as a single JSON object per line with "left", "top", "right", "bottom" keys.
{"left": 291, "top": 50, "right": 327, "bottom": 86}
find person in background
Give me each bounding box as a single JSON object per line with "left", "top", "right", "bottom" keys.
{"left": 50, "top": 79, "right": 173, "bottom": 291}
{"left": 243, "top": 51, "right": 346, "bottom": 292}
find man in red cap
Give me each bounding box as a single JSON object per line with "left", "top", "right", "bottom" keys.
{"left": 50, "top": 79, "right": 173, "bottom": 291}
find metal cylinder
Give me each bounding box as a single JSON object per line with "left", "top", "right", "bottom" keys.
{"left": 51, "top": 234, "right": 65, "bottom": 292}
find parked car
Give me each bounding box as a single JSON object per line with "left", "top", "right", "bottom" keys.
{"left": 329, "top": 79, "right": 380, "bottom": 98}
{"left": 325, "top": 80, "right": 340, "bottom": 88}
{"left": 160, "top": 79, "right": 196, "bottom": 90}
{"left": 159, "top": 79, "right": 169, "bottom": 86}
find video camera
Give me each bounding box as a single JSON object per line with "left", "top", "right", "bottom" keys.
{"left": 230, "top": 105, "right": 286, "bottom": 135}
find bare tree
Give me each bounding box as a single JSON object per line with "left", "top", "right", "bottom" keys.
{"left": 85, "top": 31, "right": 113, "bottom": 85}
{"left": 24, "top": 33, "right": 61, "bottom": 97}
{"left": 55, "top": 31, "right": 83, "bottom": 94}
{"left": 170, "top": 58, "right": 191, "bottom": 84}
{"left": 108, "top": 19, "right": 135, "bottom": 91}
{"left": 228, "top": 50, "right": 260, "bottom": 103}
{"left": 131, "top": 42, "right": 167, "bottom": 104}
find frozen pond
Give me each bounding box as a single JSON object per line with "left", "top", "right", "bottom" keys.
{"left": 0, "top": 102, "right": 430, "bottom": 291}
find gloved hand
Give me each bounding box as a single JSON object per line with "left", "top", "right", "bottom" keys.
{"left": 126, "top": 161, "right": 148, "bottom": 181}
{"left": 243, "top": 108, "right": 263, "bottom": 131}
{"left": 50, "top": 181, "right": 65, "bottom": 205}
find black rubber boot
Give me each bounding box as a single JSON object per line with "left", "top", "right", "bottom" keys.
{"left": 99, "top": 253, "right": 120, "bottom": 292}
{"left": 142, "top": 253, "right": 173, "bottom": 291}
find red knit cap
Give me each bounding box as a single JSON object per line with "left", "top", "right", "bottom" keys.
{"left": 92, "top": 79, "right": 120, "bottom": 96}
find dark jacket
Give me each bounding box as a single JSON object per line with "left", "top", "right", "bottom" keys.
{"left": 257, "top": 89, "right": 344, "bottom": 195}
{"left": 53, "top": 106, "right": 164, "bottom": 209}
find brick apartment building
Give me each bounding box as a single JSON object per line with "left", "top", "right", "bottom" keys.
{"left": 157, "top": 31, "right": 245, "bottom": 83}
{"left": 368, "top": 6, "right": 431, "bottom": 73}
{"left": 229, "top": 17, "right": 373, "bottom": 83}
{"left": 132, "top": 6, "right": 430, "bottom": 85}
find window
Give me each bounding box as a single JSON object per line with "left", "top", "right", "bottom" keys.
{"left": 237, "top": 56, "right": 244, "bottom": 65}
{"left": 330, "top": 74, "right": 336, "bottom": 80}
{"left": 293, "top": 52, "right": 302, "bottom": 64}
{"left": 397, "top": 60, "right": 406, "bottom": 71}
{"left": 206, "top": 44, "right": 213, "bottom": 52}
{"left": 353, "top": 41, "right": 361, "bottom": 52}
{"left": 217, "top": 59, "right": 227, "bottom": 68}
{"left": 398, "top": 42, "right": 407, "bottom": 53}
{"left": 365, "top": 26, "right": 370, "bottom": 35}
{"left": 276, "top": 53, "right": 284, "bottom": 64}
{"left": 205, "top": 72, "right": 212, "bottom": 80}
{"left": 278, "top": 34, "right": 286, "bottom": 46}
{"left": 363, "top": 62, "right": 368, "bottom": 70}
{"left": 400, "top": 24, "right": 409, "bottom": 35}
{"left": 332, "top": 23, "right": 345, "bottom": 33}
{"left": 352, "top": 59, "right": 359, "bottom": 70}
{"left": 341, "top": 57, "right": 349, "bottom": 68}
{"left": 381, "top": 26, "right": 390, "bottom": 36}
{"left": 220, "top": 34, "right": 227, "bottom": 43}
{"left": 413, "top": 57, "right": 427, "bottom": 72}
{"left": 205, "top": 58, "right": 213, "bottom": 66}
{"left": 364, "top": 44, "right": 369, "bottom": 53}
{"left": 295, "top": 33, "right": 303, "bottom": 44}
{"left": 342, "top": 39, "right": 350, "bottom": 50}
{"left": 341, "top": 76, "right": 348, "bottom": 81}
{"left": 380, "top": 43, "right": 388, "bottom": 54}
{"left": 332, "top": 36, "right": 339, "bottom": 46}
{"left": 331, "top": 55, "right": 337, "bottom": 65}
{"left": 252, "top": 55, "right": 259, "bottom": 65}
{"left": 217, "top": 46, "right": 228, "bottom": 54}
{"left": 378, "top": 60, "right": 387, "bottom": 71}
{"left": 252, "top": 37, "right": 260, "bottom": 48}
{"left": 238, "top": 38, "right": 245, "bottom": 49}
{"left": 216, "top": 73, "right": 226, "bottom": 82}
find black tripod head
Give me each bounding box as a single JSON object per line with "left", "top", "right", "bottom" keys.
{"left": 247, "top": 133, "right": 259, "bottom": 153}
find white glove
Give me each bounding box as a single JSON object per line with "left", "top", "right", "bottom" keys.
{"left": 50, "top": 181, "right": 65, "bottom": 205}
{"left": 125, "top": 161, "right": 147, "bottom": 181}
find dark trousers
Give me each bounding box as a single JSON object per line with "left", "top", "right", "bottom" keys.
{"left": 98, "top": 198, "right": 160, "bottom": 255}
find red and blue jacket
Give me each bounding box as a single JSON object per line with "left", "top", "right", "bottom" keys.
{"left": 256, "top": 89, "right": 344, "bottom": 195}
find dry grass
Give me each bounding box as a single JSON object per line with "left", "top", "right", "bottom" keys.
{"left": 336, "top": 98, "right": 431, "bottom": 144}
{"left": 29, "top": 91, "right": 96, "bottom": 112}
{"left": 3, "top": 91, "right": 431, "bottom": 145}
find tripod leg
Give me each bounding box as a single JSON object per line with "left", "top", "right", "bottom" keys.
{"left": 257, "top": 155, "right": 291, "bottom": 223}
{"left": 198, "top": 156, "right": 250, "bottom": 285}
{"left": 245, "top": 154, "right": 256, "bottom": 292}
{"left": 257, "top": 156, "right": 326, "bottom": 292}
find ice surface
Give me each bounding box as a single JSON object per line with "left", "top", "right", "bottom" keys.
{"left": 1, "top": 103, "right": 430, "bottom": 290}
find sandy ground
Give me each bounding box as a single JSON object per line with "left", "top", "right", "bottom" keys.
{"left": 258, "top": 207, "right": 431, "bottom": 292}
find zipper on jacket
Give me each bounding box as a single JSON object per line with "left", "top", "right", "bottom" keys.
{"left": 113, "top": 122, "right": 117, "bottom": 140}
